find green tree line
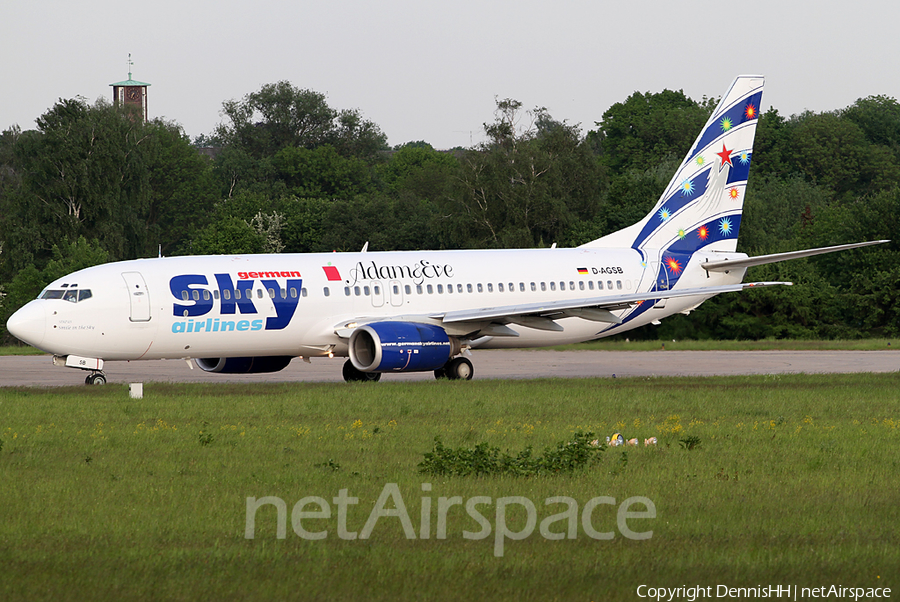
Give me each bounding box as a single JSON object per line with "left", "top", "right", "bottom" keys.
{"left": 1, "top": 82, "right": 898, "bottom": 342}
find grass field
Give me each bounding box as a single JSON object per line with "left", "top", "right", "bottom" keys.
{"left": 1, "top": 374, "right": 898, "bottom": 601}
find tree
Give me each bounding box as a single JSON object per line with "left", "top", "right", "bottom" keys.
{"left": 588, "top": 89, "right": 713, "bottom": 174}
{"left": 0, "top": 98, "right": 218, "bottom": 277}
{"left": 450, "top": 100, "right": 602, "bottom": 248}
{"left": 190, "top": 216, "right": 265, "bottom": 255}
{"left": 215, "top": 81, "right": 387, "bottom": 160}
{"left": 1, "top": 237, "right": 109, "bottom": 343}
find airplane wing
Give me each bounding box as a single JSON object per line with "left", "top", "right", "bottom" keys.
{"left": 702, "top": 240, "right": 889, "bottom": 272}
{"left": 333, "top": 281, "right": 791, "bottom": 338}
{"left": 432, "top": 281, "right": 790, "bottom": 326}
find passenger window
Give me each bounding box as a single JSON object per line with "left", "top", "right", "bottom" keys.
{"left": 550, "top": 282, "right": 556, "bottom": 291}
{"left": 467, "top": 284, "right": 473, "bottom": 293}
{"left": 301, "top": 288, "right": 308, "bottom": 297}
{"left": 457, "top": 284, "right": 463, "bottom": 293}
{"left": 364, "top": 286, "right": 371, "bottom": 296}
{"left": 374, "top": 286, "right": 380, "bottom": 295}
{"left": 192, "top": 290, "right": 200, "bottom": 301}
{"left": 437, "top": 284, "right": 443, "bottom": 294}
{"left": 234, "top": 289, "right": 241, "bottom": 300}
{"left": 291, "top": 288, "right": 298, "bottom": 298}
{"left": 281, "top": 288, "right": 287, "bottom": 299}
{"left": 405, "top": 285, "right": 411, "bottom": 295}
{"left": 427, "top": 284, "right": 433, "bottom": 294}
{"left": 607, "top": 281, "right": 613, "bottom": 290}
{"left": 181, "top": 291, "right": 189, "bottom": 301}
{"left": 267, "top": 288, "right": 275, "bottom": 298}
{"left": 498, "top": 283, "right": 504, "bottom": 292}
{"left": 324, "top": 287, "right": 330, "bottom": 297}
{"left": 519, "top": 283, "right": 525, "bottom": 292}
{"left": 447, "top": 284, "right": 453, "bottom": 294}
{"left": 257, "top": 289, "right": 263, "bottom": 299}
{"left": 541, "top": 282, "right": 546, "bottom": 292}
{"left": 78, "top": 289, "right": 92, "bottom": 302}
{"left": 588, "top": 281, "right": 594, "bottom": 290}
{"left": 487, "top": 283, "right": 493, "bottom": 292}
{"left": 416, "top": 285, "right": 423, "bottom": 294}
{"left": 203, "top": 290, "right": 211, "bottom": 301}
{"left": 354, "top": 286, "right": 361, "bottom": 296}
{"left": 477, "top": 283, "right": 483, "bottom": 293}
{"left": 569, "top": 281, "right": 575, "bottom": 290}
{"left": 213, "top": 290, "right": 220, "bottom": 300}
{"left": 531, "top": 282, "right": 536, "bottom": 292}
{"left": 344, "top": 287, "right": 351, "bottom": 296}
{"left": 579, "top": 281, "right": 585, "bottom": 291}
{"left": 393, "top": 285, "right": 399, "bottom": 295}
{"left": 223, "top": 289, "right": 231, "bottom": 300}
{"left": 509, "top": 283, "right": 514, "bottom": 292}
{"left": 617, "top": 280, "right": 623, "bottom": 290}
{"left": 558, "top": 282, "right": 564, "bottom": 291}
{"left": 597, "top": 281, "right": 603, "bottom": 290}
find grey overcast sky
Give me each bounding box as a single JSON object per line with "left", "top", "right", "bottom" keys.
{"left": 2, "top": 0, "right": 898, "bottom": 150}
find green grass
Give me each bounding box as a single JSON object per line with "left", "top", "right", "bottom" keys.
{"left": 549, "top": 337, "right": 900, "bottom": 351}
{"left": 0, "top": 345, "right": 48, "bottom": 356}
{"left": 1, "top": 374, "right": 898, "bottom": 600}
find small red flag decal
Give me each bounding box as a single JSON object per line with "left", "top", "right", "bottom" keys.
{"left": 322, "top": 266, "right": 342, "bottom": 281}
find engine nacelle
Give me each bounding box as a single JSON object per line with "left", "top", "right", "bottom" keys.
{"left": 196, "top": 356, "right": 293, "bottom": 374}
{"left": 349, "top": 322, "right": 458, "bottom": 372}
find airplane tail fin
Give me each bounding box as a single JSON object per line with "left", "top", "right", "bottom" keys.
{"left": 582, "top": 75, "right": 764, "bottom": 255}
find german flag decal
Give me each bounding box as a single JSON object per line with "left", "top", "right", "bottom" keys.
{"left": 577, "top": 267, "right": 589, "bottom": 274}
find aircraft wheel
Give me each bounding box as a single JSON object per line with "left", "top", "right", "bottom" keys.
{"left": 87, "top": 373, "right": 107, "bottom": 386}
{"left": 433, "top": 366, "right": 447, "bottom": 380}
{"left": 444, "top": 357, "right": 474, "bottom": 381}
{"left": 342, "top": 359, "right": 381, "bottom": 383}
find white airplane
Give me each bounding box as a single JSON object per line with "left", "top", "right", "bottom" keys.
{"left": 6, "top": 76, "right": 887, "bottom": 384}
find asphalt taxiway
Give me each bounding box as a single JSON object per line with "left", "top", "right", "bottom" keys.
{"left": 0, "top": 349, "right": 896, "bottom": 387}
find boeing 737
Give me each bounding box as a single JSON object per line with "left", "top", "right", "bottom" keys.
{"left": 5, "top": 76, "right": 888, "bottom": 384}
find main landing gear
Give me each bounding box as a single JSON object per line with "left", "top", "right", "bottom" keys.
{"left": 434, "top": 357, "right": 474, "bottom": 381}
{"left": 84, "top": 371, "right": 107, "bottom": 386}
{"left": 342, "top": 359, "right": 382, "bottom": 382}
{"left": 341, "top": 357, "right": 474, "bottom": 382}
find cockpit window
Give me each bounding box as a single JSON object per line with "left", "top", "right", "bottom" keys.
{"left": 39, "top": 289, "right": 93, "bottom": 302}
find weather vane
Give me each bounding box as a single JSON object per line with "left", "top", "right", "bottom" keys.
{"left": 127, "top": 53, "right": 133, "bottom": 80}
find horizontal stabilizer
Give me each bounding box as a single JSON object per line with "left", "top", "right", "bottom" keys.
{"left": 703, "top": 240, "right": 889, "bottom": 272}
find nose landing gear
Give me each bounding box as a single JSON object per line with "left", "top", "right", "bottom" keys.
{"left": 85, "top": 371, "right": 107, "bottom": 386}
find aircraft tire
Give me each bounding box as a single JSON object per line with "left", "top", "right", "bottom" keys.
{"left": 342, "top": 359, "right": 381, "bottom": 383}
{"left": 445, "top": 357, "right": 474, "bottom": 381}
{"left": 87, "top": 373, "right": 107, "bottom": 386}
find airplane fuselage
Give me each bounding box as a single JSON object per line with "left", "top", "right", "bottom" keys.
{"left": 10, "top": 247, "right": 744, "bottom": 363}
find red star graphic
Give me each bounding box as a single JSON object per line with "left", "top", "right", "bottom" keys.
{"left": 717, "top": 144, "right": 733, "bottom": 168}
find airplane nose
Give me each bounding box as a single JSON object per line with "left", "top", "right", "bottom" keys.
{"left": 6, "top": 301, "right": 46, "bottom": 348}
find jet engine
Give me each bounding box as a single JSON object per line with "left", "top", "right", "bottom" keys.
{"left": 349, "top": 322, "right": 459, "bottom": 372}
{"left": 196, "top": 356, "right": 294, "bottom": 374}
